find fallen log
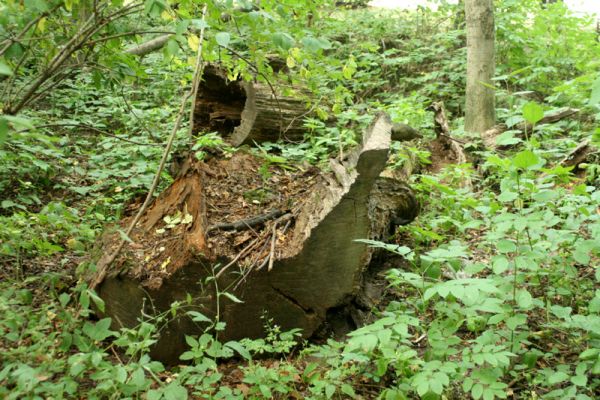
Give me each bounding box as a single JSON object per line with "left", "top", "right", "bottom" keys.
{"left": 193, "top": 64, "right": 311, "bottom": 145}
{"left": 559, "top": 139, "right": 594, "bottom": 169}
{"left": 93, "top": 113, "right": 419, "bottom": 364}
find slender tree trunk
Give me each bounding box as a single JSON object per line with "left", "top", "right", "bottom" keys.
{"left": 465, "top": 0, "right": 495, "bottom": 134}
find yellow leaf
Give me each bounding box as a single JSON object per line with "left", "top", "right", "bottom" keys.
{"left": 188, "top": 34, "right": 199, "bottom": 51}
{"left": 160, "top": 257, "right": 171, "bottom": 271}
{"left": 161, "top": 10, "right": 173, "bottom": 21}
{"left": 37, "top": 17, "right": 46, "bottom": 32}
{"left": 286, "top": 55, "right": 296, "bottom": 69}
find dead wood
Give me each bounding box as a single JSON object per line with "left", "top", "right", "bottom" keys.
{"left": 94, "top": 113, "right": 419, "bottom": 364}
{"left": 207, "top": 209, "right": 286, "bottom": 233}
{"left": 482, "top": 107, "right": 579, "bottom": 149}
{"left": 193, "top": 64, "right": 312, "bottom": 145}
{"left": 559, "top": 139, "right": 594, "bottom": 169}
{"left": 125, "top": 34, "right": 173, "bottom": 56}
{"left": 429, "top": 102, "right": 472, "bottom": 183}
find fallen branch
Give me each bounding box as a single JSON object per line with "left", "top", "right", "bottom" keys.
{"left": 559, "top": 139, "right": 594, "bottom": 169}
{"left": 207, "top": 209, "right": 287, "bottom": 233}
{"left": 124, "top": 34, "right": 173, "bottom": 56}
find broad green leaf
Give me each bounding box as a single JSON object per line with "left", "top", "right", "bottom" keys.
{"left": 522, "top": 102, "right": 544, "bottom": 125}
{"left": 272, "top": 32, "right": 294, "bottom": 50}
{"left": 215, "top": 32, "right": 231, "bottom": 47}
{"left": 495, "top": 131, "right": 522, "bottom": 146}
{"left": 496, "top": 240, "right": 516, "bottom": 253}
{"left": 513, "top": 150, "right": 541, "bottom": 170}
{"left": 163, "top": 382, "right": 188, "bottom": 400}
{"left": 0, "top": 59, "right": 12, "bottom": 76}
{"left": 547, "top": 371, "right": 570, "bottom": 385}
{"left": 570, "top": 374, "right": 587, "bottom": 387}
{"left": 515, "top": 289, "right": 533, "bottom": 309}
{"left": 471, "top": 383, "right": 484, "bottom": 399}
{"left": 83, "top": 318, "right": 115, "bottom": 341}
{"left": 492, "top": 256, "right": 509, "bottom": 274}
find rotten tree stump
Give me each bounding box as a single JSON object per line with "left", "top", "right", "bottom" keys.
{"left": 193, "top": 64, "right": 311, "bottom": 146}
{"left": 93, "top": 114, "right": 418, "bottom": 364}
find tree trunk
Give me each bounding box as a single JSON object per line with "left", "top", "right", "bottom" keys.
{"left": 465, "top": 0, "right": 495, "bottom": 134}
{"left": 93, "top": 114, "right": 419, "bottom": 364}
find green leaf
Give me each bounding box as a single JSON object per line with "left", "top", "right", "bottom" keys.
{"left": 187, "top": 310, "right": 211, "bottom": 323}
{"left": 570, "top": 374, "right": 587, "bottom": 387}
{"left": 0, "top": 117, "right": 7, "bottom": 144}
{"left": 512, "top": 150, "right": 541, "bottom": 170}
{"left": 272, "top": 32, "right": 294, "bottom": 50}
{"left": 472, "top": 383, "right": 484, "bottom": 399}
{"left": 221, "top": 292, "right": 243, "bottom": 304}
{"left": 515, "top": 289, "right": 533, "bottom": 309}
{"left": 590, "top": 75, "right": 600, "bottom": 105}
{"left": 495, "top": 131, "right": 522, "bottom": 146}
{"left": 548, "top": 371, "right": 570, "bottom": 385}
{"left": 522, "top": 102, "right": 544, "bottom": 125}
{"left": 325, "top": 384, "right": 336, "bottom": 399}
{"left": 215, "top": 32, "right": 231, "bottom": 47}
{"left": 225, "top": 341, "right": 252, "bottom": 361}
{"left": 496, "top": 240, "right": 516, "bottom": 253}
{"left": 492, "top": 256, "right": 509, "bottom": 274}
{"left": 341, "top": 384, "right": 355, "bottom": 397}
{"left": 579, "top": 348, "right": 600, "bottom": 360}
{"left": 163, "top": 382, "right": 188, "bottom": 400}
{"left": 83, "top": 318, "right": 115, "bottom": 341}
{"left": 0, "top": 59, "right": 13, "bottom": 76}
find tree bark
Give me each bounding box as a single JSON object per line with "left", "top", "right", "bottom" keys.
{"left": 465, "top": 0, "right": 495, "bottom": 134}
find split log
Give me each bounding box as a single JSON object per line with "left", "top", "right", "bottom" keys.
{"left": 482, "top": 107, "right": 579, "bottom": 149}
{"left": 93, "top": 113, "right": 419, "bottom": 364}
{"left": 193, "top": 64, "right": 311, "bottom": 146}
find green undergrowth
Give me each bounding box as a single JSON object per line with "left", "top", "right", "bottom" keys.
{"left": 1, "top": 0, "right": 600, "bottom": 399}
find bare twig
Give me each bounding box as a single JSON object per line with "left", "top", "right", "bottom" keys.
{"left": 89, "top": 5, "right": 209, "bottom": 290}
{"left": 215, "top": 237, "right": 260, "bottom": 279}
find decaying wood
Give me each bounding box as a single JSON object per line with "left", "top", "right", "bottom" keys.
{"left": 559, "top": 139, "right": 594, "bottom": 169}
{"left": 207, "top": 209, "right": 286, "bottom": 233}
{"left": 193, "top": 64, "right": 312, "bottom": 145}
{"left": 482, "top": 107, "right": 579, "bottom": 149}
{"left": 431, "top": 102, "right": 471, "bottom": 177}
{"left": 94, "top": 113, "right": 419, "bottom": 364}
